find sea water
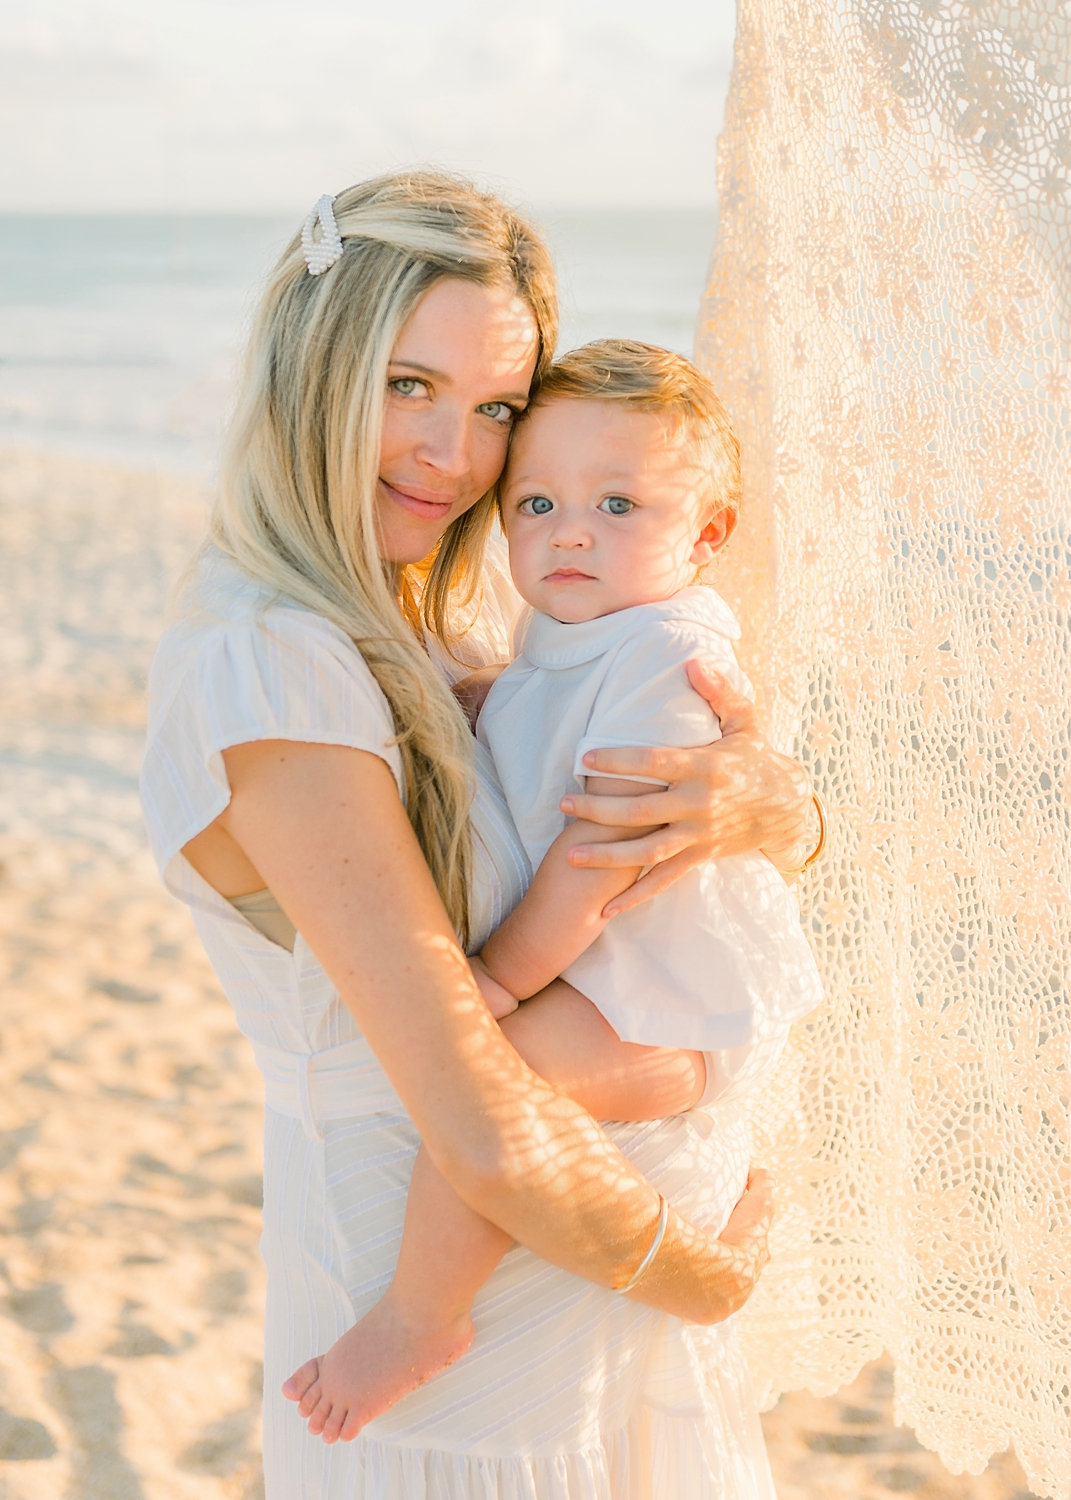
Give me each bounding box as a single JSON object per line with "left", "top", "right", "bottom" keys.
{"left": 0, "top": 208, "right": 718, "bottom": 478}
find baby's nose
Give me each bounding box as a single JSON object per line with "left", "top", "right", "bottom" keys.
{"left": 550, "top": 517, "right": 592, "bottom": 547}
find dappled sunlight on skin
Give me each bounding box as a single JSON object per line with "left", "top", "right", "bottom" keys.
{"left": 282, "top": 1144, "right": 774, "bottom": 1445}
{"left": 499, "top": 984, "right": 708, "bottom": 1123}
{"left": 138, "top": 173, "right": 814, "bottom": 1485}
{"left": 339, "top": 926, "right": 664, "bottom": 1276}
{"left": 493, "top": 394, "right": 814, "bottom": 907}
{"left": 406, "top": 953, "right": 776, "bottom": 1314}
{"left": 195, "top": 721, "right": 784, "bottom": 1453}
{"left": 279, "top": 952, "right": 777, "bottom": 1444}
{"left": 501, "top": 401, "right": 726, "bottom": 623}
{"left": 375, "top": 277, "right": 539, "bottom": 568}
{"left": 563, "top": 662, "right": 814, "bottom": 911}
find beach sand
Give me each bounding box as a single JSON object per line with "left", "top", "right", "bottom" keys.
{"left": 0, "top": 448, "right": 1043, "bottom": 1499}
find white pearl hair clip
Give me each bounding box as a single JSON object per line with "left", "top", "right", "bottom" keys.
{"left": 301, "top": 194, "right": 344, "bottom": 276}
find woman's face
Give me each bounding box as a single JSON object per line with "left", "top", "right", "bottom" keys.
{"left": 376, "top": 277, "right": 540, "bottom": 565}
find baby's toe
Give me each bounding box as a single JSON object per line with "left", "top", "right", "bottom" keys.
{"left": 321, "top": 1404, "right": 348, "bottom": 1445}
{"left": 283, "top": 1357, "right": 320, "bottom": 1403}
{"left": 297, "top": 1379, "right": 323, "bottom": 1420}
{"left": 306, "top": 1393, "right": 334, "bottom": 1437}
{"left": 339, "top": 1407, "right": 365, "bottom": 1443}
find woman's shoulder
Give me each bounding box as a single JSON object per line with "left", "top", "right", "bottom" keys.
{"left": 142, "top": 548, "right": 403, "bottom": 873}
{"left": 146, "top": 548, "right": 400, "bottom": 766}
{"left": 159, "top": 548, "right": 353, "bottom": 656}
{"left": 151, "top": 549, "right": 373, "bottom": 697}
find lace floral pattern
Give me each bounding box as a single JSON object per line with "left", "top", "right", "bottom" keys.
{"left": 697, "top": 3, "right": 1070, "bottom": 1496}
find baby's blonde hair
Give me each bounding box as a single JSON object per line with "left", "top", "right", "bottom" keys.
{"left": 528, "top": 338, "right": 740, "bottom": 520}
{"left": 211, "top": 170, "right": 557, "bottom": 944}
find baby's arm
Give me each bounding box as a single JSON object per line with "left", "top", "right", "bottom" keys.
{"left": 480, "top": 776, "right": 659, "bottom": 1001}
{"left": 502, "top": 979, "right": 708, "bottom": 1118}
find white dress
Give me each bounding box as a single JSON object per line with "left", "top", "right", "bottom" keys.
{"left": 140, "top": 548, "right": 780, "bottom": 1500}
{"left": 478, "top": 589, "right": 824, "bottom": 1052}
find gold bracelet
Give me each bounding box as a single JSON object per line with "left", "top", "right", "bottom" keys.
{"left": 782, "top": 791, "right": 826, "bottom": 875}
{"left": 618, "top": 1195, "right": 668, "bottom": 1293}
{"left": 799, "top": 790, "right": 826, "bottom": 871}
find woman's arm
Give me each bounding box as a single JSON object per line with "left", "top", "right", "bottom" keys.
{"left": 562, "top": 663, "right": 817, "bottom": 915}
{"left": 209, "top": 738, "right": 770, "bottom": 1323}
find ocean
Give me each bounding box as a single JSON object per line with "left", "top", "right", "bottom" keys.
{"left": 0, "top": 208, "right": 718, "bottom": 478}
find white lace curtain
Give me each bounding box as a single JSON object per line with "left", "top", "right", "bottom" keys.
{"left": 696, "top": 4, "right": 1070, "bottom": 1496}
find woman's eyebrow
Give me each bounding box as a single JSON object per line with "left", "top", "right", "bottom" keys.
{"left": 388, "top": 359, "right": 444, "bottom": 378}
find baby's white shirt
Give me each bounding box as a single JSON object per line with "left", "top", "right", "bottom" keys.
{"left": 477, "top": 587, "right": 824, "bottom": 1051}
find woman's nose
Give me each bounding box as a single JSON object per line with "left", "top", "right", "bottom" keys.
{"left": 417, "top": 408, "right": 471, "bottom": 479}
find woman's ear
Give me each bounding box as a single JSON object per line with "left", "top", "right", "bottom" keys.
{"left": 690, "top": 507, "right": 737, "bottom": 567}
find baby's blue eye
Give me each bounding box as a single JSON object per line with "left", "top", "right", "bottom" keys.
{"left": 521, "top": 495, "right": 554, "bottom": 515}
{"left": 599, "top": 495, "right": 634, "bottom": 515}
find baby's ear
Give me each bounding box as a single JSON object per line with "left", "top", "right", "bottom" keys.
{"left": 690, "top": 507, "right": 736, "bottom": 566}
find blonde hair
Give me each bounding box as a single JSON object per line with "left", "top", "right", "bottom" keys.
{"left": 529, "top": 338, "right": 740, "bottom": 520}
{"left": 211, "top": 171, "right": 557, "bottom": 944}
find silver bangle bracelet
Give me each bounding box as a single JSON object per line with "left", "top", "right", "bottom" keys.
{"left": 618, "top": 1194, "right": 669, "bottom": 1294}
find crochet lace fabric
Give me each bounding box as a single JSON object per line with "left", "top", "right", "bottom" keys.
{"left": 696, "top": 4, "right": 1071, "bottom": 1496}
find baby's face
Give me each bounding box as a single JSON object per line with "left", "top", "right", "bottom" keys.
{"left": 500, "top": 397, "right": 731, "bottom": 623}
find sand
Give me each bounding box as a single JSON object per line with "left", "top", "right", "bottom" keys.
{"left": 0, "top": 448, "right": 1043, "bottom": 1499}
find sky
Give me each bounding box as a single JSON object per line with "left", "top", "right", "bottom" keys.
{"left": 0, "top": 0, "right": 737, "bottom": 214}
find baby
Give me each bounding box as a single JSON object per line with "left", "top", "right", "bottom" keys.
{"left": 283, "top": 339, "right": 823, "bottom": 1442}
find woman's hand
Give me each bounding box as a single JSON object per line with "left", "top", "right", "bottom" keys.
{"left": 560, "top": 662, "right": 815, "bottom": 915}
{"left": 702, "top": 1166, "right": 775, "bottom": 1317}
{"left": 622, "top": 1166, "right": 775, "bottom": 1325}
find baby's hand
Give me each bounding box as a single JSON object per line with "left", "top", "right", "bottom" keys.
{"left": 469, "top": 954, "right": 519, "bottom": 1019}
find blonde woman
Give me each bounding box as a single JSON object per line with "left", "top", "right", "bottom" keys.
{"left": 141, "top": 172, "right": 817, "bottom": 1499}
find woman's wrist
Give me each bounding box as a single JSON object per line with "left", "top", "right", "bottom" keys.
{"left": 625, "top": 1206, "right": 761, "bottom": 1324}
{"left": 616, "top": 1195, "right": 669, "bottom": 1293}
{"left": 620, "top": 1168, "right": 773, "bottom": 1323}
{"left": 763, "top": 788, "right": 825, "bottom": 876}
{"left": 455, "top": 1094, "right": 765, "bottom": 1325}
{"left": 794, "top": 790, "right": 826, "bottom": 871}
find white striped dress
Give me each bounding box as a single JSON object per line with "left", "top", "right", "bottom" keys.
{"left": 140, "top": 546, "right": 779, "bottom": 1500}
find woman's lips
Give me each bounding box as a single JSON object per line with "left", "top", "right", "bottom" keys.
{"left": 380, "top": 479, "right": 455, "bottom": 520}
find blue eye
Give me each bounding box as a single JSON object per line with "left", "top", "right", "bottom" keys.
{"left": 389, "top": 377, "right": 427, "bottom": 397}
{"left": 477, "top": 401, "right": 517, "bottom": 424}
{"left": 599, "top": 495, "right": 634, "bottom": 515}
{"left": 520, "top": 495, "right": 554, "bottom": 515}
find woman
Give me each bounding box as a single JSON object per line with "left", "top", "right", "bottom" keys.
{"left": 141, "top": 171, "right": 817, "bottom": 1498}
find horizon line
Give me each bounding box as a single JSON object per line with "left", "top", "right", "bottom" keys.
{"left": 0, "top": 201, "right": 719, "bottom": 219}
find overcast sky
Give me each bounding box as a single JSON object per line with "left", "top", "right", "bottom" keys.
{"left": 1, "top": 0, "right": 737, "bottom": 213}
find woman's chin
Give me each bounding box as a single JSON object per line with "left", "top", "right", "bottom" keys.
{"left": 382, "top": 543, "right": 442, "bottom": 569}
{"left": 377, "top": 524, "right": 451, "bottom": 569}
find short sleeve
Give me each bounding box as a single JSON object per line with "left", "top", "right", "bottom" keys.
{"left": 572, "top": 618, "right": 751, "bottom": 786}
{"left": 140, "top": 604, "right": 403, "bottom": 899}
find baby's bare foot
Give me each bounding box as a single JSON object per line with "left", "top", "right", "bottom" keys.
{"left": 281, "top": 1291, "right": 474, "bottom": 1444}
